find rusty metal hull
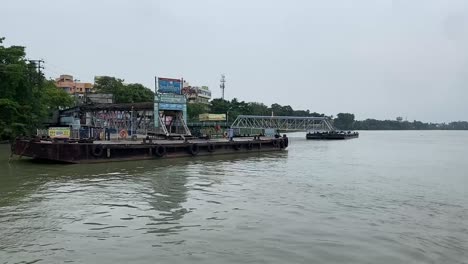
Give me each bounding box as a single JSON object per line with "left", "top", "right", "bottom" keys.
{"left": 12, "top": 138, "right": 288, "bottom": 164}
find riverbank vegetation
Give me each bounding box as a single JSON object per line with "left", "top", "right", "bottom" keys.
{"left": 317, "top": 113, "right": 468, "bottom": 131}
{"left": 188, "top": 99, "right": 326, "bottom": 122}
{"left": 0, "top": 37, "right": 73, "bottom": 140}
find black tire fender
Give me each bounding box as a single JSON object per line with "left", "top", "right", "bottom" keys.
{"left": 272, "top": 139, "right": 279, "bottom": 148}
{"left": 207, "top": 144, "right": 215, "bottom": 152}
{"left": 154, "top": 145, "right": 167, "bottom": 157}
{"left": 188, "top": 143, "right": 199, "bottom": 156}
{"left": 279, "top": 139, "right": 285, "bottom": 149}
{"left": 247, "top": 142, "right": 253, "bottom": 150}
{"left": 91, "top": 144, "right": 104, "bottom": 157}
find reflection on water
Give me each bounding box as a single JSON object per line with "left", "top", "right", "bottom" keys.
{"left": 0, "top": 131, "right": 467, "bottom": 264}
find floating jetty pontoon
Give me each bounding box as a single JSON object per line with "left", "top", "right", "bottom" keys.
{"left": 12, "top": 137, "right": 288, "bottom": 164}
{"left": 11, "top": 77, "right": 288, "bottom": 164}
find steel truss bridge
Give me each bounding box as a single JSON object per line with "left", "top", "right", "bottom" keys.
{"left": 230, "top": 115, "right": 335, "bottom": 131}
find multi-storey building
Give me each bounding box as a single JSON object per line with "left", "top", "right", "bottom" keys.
{"left": 55, "top": 75, "right": 93, "bottom": 95}
{"left": 182, "top": 81, "right": 211, "bottom": 104}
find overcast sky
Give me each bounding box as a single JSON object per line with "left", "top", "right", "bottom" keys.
{"left": 2, "top": 0, "right": 468, "bottom": 122}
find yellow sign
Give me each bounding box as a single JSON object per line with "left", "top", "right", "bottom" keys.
{"left": 48, "top": 127, "right": 71, "bottom": 138}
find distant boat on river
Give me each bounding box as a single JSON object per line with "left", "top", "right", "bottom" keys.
{"left": 306, "top": 131, "right": 359, "bottom": 140}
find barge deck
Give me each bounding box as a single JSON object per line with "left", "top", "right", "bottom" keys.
{"left": 12, "top": 137, "right": 288, "bottom": 164}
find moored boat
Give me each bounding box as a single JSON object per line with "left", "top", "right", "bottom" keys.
{"left": 306, "top": 131, "right": 359, "bottom": 140}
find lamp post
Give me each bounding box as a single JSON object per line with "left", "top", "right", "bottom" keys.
{"left": 130, "top": 106, "right": 134, "bottom": 136}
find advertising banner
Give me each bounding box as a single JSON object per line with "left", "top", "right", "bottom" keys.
{"left": 158, "top": 77, "right": 182, "bottom": 94}
{"left": 48, "top": 127, "right": 71, "bottom": 138}
{"left": 159, "top": 103, "right": 184, "bottom": 111}
{"left": 157, "top": 93, "right": 186, "bottom": 104}
{"left": 199, "top": 114, "right": 226, "bottom": 122}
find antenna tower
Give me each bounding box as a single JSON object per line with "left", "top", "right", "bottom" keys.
{"left": 220, "top": 74, "right": 226, "bottom": 100}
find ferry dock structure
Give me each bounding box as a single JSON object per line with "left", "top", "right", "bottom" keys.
{"left": 11, "top": 76, "right": 289, "bottom": 164}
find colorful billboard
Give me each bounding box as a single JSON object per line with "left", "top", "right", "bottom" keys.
{"left": 158, "top": 77, "right": 182, "bottom": 94}
{"left": 48, "top": 127, "right": 71, "bottom": 138}
{"left": 181, "top": 86, "right": 198, "bottom": 97}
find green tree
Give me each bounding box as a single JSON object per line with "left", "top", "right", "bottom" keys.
{"left": 0, "top": 37, "right": 74, "bottom": 139}
{"left": 121, "top": 83, "right": 154, "bottom": 103}
{"left": 1, "top": 38, "right": 39, "bottom": 138}
{"left": 187, "top": 103, "right": 208, "bottom": 121}
{"left": 210, "top": 98, "right": 231, "bottom": 114}
{"left": 208, "top": 98, "right": 328, "bottom": 122}
{"left": 334, "top": 113, "right": 355, "bottom": 130}
{"left": 270, "top": 103, "right": 283, "bottom": 116}
{"left": 0, "top": 99, "right": 28, "bottom": 138}
{"left": 94, "top": 77, "right": 154, "bottom": 103}
{"left": 247, "top": 102, "right": 269, "bottom": 116}
{"left": 40, "top": 80, "right": 74, "bottom": 116}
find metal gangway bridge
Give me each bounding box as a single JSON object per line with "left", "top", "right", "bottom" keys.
{"left": 230, "top": 115, "right": 335, "bottom": 131}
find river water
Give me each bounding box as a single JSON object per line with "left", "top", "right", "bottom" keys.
{"left": 0, "top": 131, "right": 467, "bottom": 264}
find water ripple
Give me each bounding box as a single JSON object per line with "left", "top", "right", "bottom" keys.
{"left": 1, "top": 133, "right": 468, "bottom": 263}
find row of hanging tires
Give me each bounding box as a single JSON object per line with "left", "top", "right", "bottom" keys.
{"left": 90, "top": 138, "right": 288, "bottom": 158}
{"left": 155, "top": 138, "right": 287, "bottom": 157}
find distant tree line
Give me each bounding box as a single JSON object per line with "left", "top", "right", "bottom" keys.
{"left": 188, "top": 98, "right": 325, "bottom": 122}
{"left": 190, "top": 104, "right": 468, "bottom": 130}
{"left": 332, "top": 113, "right": 468, "bottom": 130}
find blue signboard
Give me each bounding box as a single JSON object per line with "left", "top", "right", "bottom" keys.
{"left": 158, "top": 77, "right": 182, "bottom": 94}
{"left": 159, "top": 103, "right": 184, "bottom": 111}
{"left": 157, "top": 93, "right": 186, "bottom": 104}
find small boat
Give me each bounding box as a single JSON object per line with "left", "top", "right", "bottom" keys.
{"left": 306, "top": 131, "right": 359, "bottom": 140}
